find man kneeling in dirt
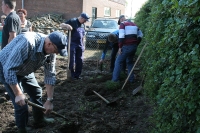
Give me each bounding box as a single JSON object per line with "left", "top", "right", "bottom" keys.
{"left": 0, "top": 31, "right": 67, "bottom": 133}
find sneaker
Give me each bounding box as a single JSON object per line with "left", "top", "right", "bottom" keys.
{"left": 74, "top": 77, "right": 82, "bottom": 80}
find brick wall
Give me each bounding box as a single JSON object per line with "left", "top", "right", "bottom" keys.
{"left": 0, "top": 0, "right": 83, "bottom": 22}
{"left": 0, "top": 0, "right": 125, "bottom": 26}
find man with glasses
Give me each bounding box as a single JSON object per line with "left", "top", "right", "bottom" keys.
{"left": 0, "top": 31, "right": 67, "bottom": 133}
{"left": 99, "top": 30, "right": 126, "bottom": 73}
{"left": 60, "top": 12, "right": 89, "bottom": 80}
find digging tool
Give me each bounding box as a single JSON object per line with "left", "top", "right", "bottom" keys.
{"left": 132, "top": 75, "right": 145, "bottom": 95}
{"left": 121, "top": 43, "right": 148, "bottom": 90}
{"left": 25, "top": 99, "right": 68, "bottom": 120}
{"left": 92, "top": 90, "right": 117, "bottom": 106}
{"left": 67, "top": 30, "right": 71, "bottom": 79}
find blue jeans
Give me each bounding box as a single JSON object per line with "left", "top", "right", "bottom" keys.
{"left": 0, "top": 64, "right": 43, "bottom": 128}
{"left": 112, "top": 44, "right": 137, "bottom": 82}
{"left": 110, "top": 46, "right": 126, "bottom": 73}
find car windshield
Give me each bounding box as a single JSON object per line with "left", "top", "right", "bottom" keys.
{"left": 91, "top": 20, "right": 118, "bottom": 29}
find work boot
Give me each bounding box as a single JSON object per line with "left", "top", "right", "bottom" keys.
{"left": 33, "top": 110, "right": 54, "bottom": 127}
{"left": 18, "top": 128, "right": 27, "bottom": 133}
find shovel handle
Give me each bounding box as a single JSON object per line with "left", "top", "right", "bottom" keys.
{"left": 93, "top": 90, "right": 110, "bottom": 104}
{"left": 25, "top": 99, "right": 68, "bottom": 120}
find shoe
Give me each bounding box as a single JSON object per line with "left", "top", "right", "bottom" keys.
{"left": 33, "top": 110, "right": 55, "bottom": 127}
{"left": 18, "top": 128, "right": 27, "bottom": 133}
{"left": 74, "top": 77, "right": 82, "bottom": 80}
{"left": 18, "top": 127, "right": 33, "bottom": 133}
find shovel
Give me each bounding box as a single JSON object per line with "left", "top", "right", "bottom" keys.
{"left": 121, "top": 43, "right": 148, "bottom": 90}
{"left": 67, "top": 30, "right": 71, "bottom": 79}
{"left": 92, "top": 90, "right": 118, "bottom": 107}
{"left": 25, "top": 99, "right": 68, "bottom": 120}
{"left": 132, "top": 75, "right": 145, "bottom": 95}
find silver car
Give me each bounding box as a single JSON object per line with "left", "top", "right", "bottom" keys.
{"left": 85, "top": 19, "right": 118, "bottom": 48}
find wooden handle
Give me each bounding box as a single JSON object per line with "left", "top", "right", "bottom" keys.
{"left": 25, "top": 99, "right": 68, "bottom": 120}
{"left": 68, "top": 31, "right": 71, "bottom": 68}
{"left": 93, "top": 90, "right": 110, "bottom": 104}
{"left": 121, "top": 43, "right": 148, "bottom": 90}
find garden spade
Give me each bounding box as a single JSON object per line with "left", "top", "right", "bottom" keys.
{"left": 92, "top": 90, "right": 117, "bottom": 106}
{"left": 67, "top": 31, "right": 71, "bottom": 79}
{"left": 25, "top": 99, "right": 68, "bottom": 120}
{"left": 132, "top": 75, "right": 145, "bottom": 95}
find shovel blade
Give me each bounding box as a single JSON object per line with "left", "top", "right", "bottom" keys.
{"left": 132, "top": 85, "right": 143, "bottom": 95}
{"left": 67, "top": 70, "right": 71, "bottom": 79}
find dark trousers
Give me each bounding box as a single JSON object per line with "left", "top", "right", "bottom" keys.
{"left": 69, "top": 44, "right": 84, "bottom": 78}
{"left": 0, "top": 64, "right": 42, "bottom": 128}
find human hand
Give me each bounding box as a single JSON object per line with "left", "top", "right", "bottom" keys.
{"left": 99, "top": 59, "right": 104, "bottom": 64}
{"left": 43, "top": 101, "right": 53, "bottom": 114}
{"left": 118, "top": 48, "right": 122, "bottom": 55}
{"left": 15, "top": 94, "right": 26, "bottom": 106}
{"left": 60, "top": 23, "right": 73, "bottom": 31}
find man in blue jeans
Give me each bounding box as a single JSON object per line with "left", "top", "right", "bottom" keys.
{"left": 0, "top": 31, "right": 67, "bottom": 133}
{"left": 99, "top": 30, "right": 126, "bottom": 73}
{"left": 112, "top": 15, "right": 143, "bottom": 83}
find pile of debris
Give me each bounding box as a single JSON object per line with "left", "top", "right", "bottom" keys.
{"left": 28, "top": 13, "right": 67, "bottom": 34}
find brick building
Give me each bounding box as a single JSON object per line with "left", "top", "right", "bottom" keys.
{"left": 0, "top": 0, "right": 125, "bottom": 26}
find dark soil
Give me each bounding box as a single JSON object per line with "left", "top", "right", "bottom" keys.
{"left": 0, "top": 57, "right": 153, "bottom": 133}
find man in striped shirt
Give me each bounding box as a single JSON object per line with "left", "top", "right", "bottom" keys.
{"left": 112, "top": 15, "right": 143, "bottom": 83}
{"left": 0, "top": 31, "right": 67, "bottom": 133}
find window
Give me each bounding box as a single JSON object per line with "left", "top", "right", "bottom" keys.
{"left": 116, "top": 10, "right": 121, "bottom": 17}
{"left": 104, "top": 7, "right": 111, "bottom": 16}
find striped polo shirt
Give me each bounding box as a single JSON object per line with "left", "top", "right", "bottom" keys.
{"left": 119, "top": 21, "right": 143, "bottom": 48}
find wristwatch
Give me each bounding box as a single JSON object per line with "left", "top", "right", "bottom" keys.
{"left": 47, "top": 98, "right": 53, "bottom": 103}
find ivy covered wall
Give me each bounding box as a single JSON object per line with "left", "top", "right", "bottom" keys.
{"left": 134, "top": 0, "right": 200, "bottom": 132}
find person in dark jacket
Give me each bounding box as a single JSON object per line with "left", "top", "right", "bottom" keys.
{"left": 60, "top": 12, "right": 89, "bottom": 79}
{"left": 99, "top": 30, "right": 126, "bottom": 73}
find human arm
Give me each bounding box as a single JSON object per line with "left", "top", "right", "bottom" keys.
{"left": 10, "top": 84, "right": 26, "bottom": 106}
{"left": 3, "top": 35, "right": 30, "bottom": 105}
{"left": 6, "top": 17, "right": 20, "bottom": 44}
{"left": 0, "top": 25, "right": 3, "bottom": 30}
{"left": 118, "top": 23, "right": 125, "bottom": 48}
{"left": 43, "top": 54, "right": 56, "bottom": 113}
{"left": 43, "top": 84, "right": 54, "bottom": 114}
{"left": 137, "top": 29, "right": 143, "bottom": 45}
{"left": 8, "top": 32, "right": 16, "bottom": 43}
{"left": 99, "top": 38, "right": 110, "bottom": 63}
{"left": 60, "top": 23, "right": 73, "bottom": 31}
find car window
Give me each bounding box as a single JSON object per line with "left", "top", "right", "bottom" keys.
{"left": 91, "top": 20, "right": 118, "bottom": 29}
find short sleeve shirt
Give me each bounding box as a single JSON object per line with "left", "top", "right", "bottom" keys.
{"left": 65, "top": 18, "right": 85, "bottom": 46}
{"left": 2, "top": 11, "right": 21, "bottom": 49}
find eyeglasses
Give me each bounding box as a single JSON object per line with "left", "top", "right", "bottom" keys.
{"left": 52, "top": 44, "right": 58, "bottom": 54}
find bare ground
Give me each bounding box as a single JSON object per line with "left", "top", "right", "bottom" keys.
{"left": 0, "top": 56, "right": 153, "bottom": 133}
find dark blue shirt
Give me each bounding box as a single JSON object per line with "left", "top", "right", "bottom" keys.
{"left": 65, "top": 18, "right": 85, "bottom": 46}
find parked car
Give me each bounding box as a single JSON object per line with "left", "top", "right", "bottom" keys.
{"left": 85, "top": 18, "right": 118, "bottom": 48}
